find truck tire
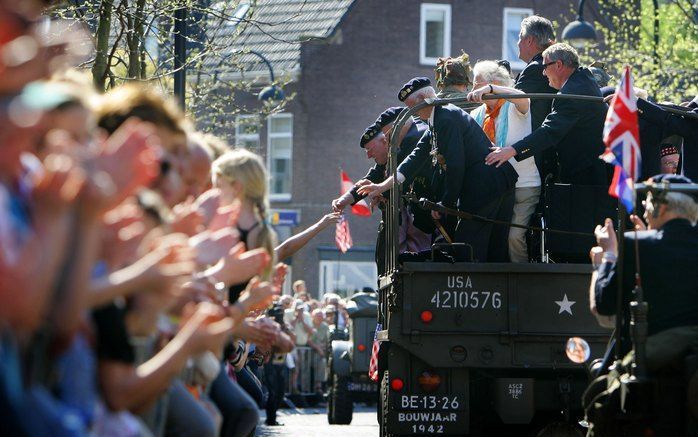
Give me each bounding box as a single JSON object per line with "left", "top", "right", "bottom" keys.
{"left": 329, "top": 373, "right": 353, "bottom": 424}
{"left": 327, "top": 368, "right": 336, "bottom": 424}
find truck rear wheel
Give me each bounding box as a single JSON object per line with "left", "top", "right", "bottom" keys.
{"left": 329, "top": 373, "right": 353, "bottom": 424}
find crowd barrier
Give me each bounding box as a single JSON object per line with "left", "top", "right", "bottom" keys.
{"left": 285, "top": 346, "right": 326, "bottom": 396}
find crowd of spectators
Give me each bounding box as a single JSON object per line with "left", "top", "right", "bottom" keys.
{"left": 0, "top": 1, "right": 349, "bottom": 435}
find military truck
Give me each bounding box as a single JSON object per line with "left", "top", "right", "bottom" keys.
{"left": 376, "top": 101, "right": 611, "bottom": 436}
{"left": 377, "top": 263, "right": 610, "bottom": 436}
{"left": 327, "top": 291, "right": 379, "bottom": 425}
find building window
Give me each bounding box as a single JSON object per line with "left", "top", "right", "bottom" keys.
{"left": 267, "top": 114, "right": 293, "bottom": 201}
{"left": 212, "top": 0, "right": 251, "bottom": 32}
{"left": 319, "top": 260, "right": 377, "bottom": 298}
{"left": 502, "top": 7, "right": 533, "bottom": 71}
{"left": 420, "top": 3, "right": 451, "bottom": 65}
{"left": 235, "top": 115, "right": 260, "bottom": 150}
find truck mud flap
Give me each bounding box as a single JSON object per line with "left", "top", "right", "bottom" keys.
{"left": 493, "top": 377, "right": 535, "bottom": 424}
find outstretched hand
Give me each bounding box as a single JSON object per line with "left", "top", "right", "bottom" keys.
{"left": 357, "top": 183, "right": 385, "bottom": 199}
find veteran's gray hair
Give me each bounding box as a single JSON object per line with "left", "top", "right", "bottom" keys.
{"left": 542, "top": 43, "right": 580, "bottom": 69}
{"left": 473, "top": 60, "right": 514, "bottom": 87}
{"left": 520, "top": 15, "right": 555, "bottom": 50}
{"left": 405, "top": 86, "right": 437, "bottom": 107}
{"left": 664, "top": 192, "right": 698, "bottom": 224}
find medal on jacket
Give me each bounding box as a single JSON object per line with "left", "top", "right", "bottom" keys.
{"left": 429, "top": 129, "right": 447, "bottom": 172}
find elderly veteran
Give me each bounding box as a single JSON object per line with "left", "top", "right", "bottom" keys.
{"left": 486, "top": 43, "right": 610, "bottom": 187}
{"left": 332, "top": 107, "right": 432, "bottom": 273}
{"left": 435, "top": 51, "right": 473, "bottom": 109}
{"left": 468, "top": 60, "right": 540, "bottom": 262}
{"left": 592, "top": 174, "right": 698, "bottom": 338}
{"left": 360, "top": 77, "right": 518, "bottom": 262}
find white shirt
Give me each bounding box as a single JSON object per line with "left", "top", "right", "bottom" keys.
{"left": 503, "top": 104, "right": 540, "bottom": 188}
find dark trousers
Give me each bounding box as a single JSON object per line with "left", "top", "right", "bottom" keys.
{"left": 263, "top": 363, "right": 286, "bottom": 424}
{"left": 209, "top": 363, "right": 259, "bottom": 437}
{"left": 236, "top": 366, "right": 264, "bottom": 408}
{"left": 454, "top": 190, "right": 515, "bottom": 262}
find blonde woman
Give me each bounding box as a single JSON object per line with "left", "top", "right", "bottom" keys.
{"left": 212, "top": 149, "right": 278, "bottom": 298}
{"left": 468, "top": 60, "right": 541, "bottom": 262}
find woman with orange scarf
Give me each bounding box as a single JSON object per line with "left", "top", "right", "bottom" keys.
{"left": 468, "top": 60, "right": 541, "bottom": 263}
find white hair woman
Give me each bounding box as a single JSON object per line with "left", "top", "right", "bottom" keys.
{"left": 468, "top": 60, "right": 541, "bottom": 262}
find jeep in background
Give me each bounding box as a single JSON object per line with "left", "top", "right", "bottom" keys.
{"left": 327, "top": 290, "right": 379, "bottom": 424}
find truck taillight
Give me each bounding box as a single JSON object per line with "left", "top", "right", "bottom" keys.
{"left": 357, "top": 344, "right": 366, "bottom": 352}
{"left": 390, "top": 378, "right": 404, "bottom": 391}
{"left": 420, "top": 310, "right": 433, "bottom": 323}
{"left": 418, "top": 370, "right": 441, "bottom": 392}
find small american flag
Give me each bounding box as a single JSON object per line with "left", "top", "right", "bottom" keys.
{"left": 368, "top": 323, "right": 382, "bottom": 382}
{"left": 335, "top": 214, "right": 352, "bottom": 253}
{"left": 601, "top": 66, "right": 641, "bottom": 213}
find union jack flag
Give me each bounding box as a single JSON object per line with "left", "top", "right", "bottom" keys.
{"left": 600, "top": 66, "right": 641, "bottom": 213}
{"left": 368, "top": 323, "right": 382, "bottom": 382}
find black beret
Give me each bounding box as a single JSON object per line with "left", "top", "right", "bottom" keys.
{"left": 648, "top": 173, "right": 693, "bottom": 184}
{"left": 647, "top": 174, "right": 698, "bottom": 202}
{"left": 374, "top": 106, "right": 403, "bottom": 129}
{"left": 359, "top": 122, "right": 383, "bottom": 148}
{"left": 398, "top": 77, "right": 431, "bottom": 102}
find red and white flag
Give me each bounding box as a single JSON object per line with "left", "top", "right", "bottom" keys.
{"left": 335, "top": 214, "right": 352, "bottom": 253}
{"left": 341, "top": 170, "right": 371, "bottom": 217}
{"left": 368, "top": 323, "right": 382, "bottom": 382}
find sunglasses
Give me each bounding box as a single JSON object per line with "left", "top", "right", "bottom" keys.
{"left": 542, "top": 61, "right": 559, "bottom": 70}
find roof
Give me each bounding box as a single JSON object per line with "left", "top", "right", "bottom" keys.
{"left": 206, "top": 0, "right": 354, "bottom": 80}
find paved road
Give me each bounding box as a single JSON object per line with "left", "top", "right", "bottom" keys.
{"left": 256, "top": 405, "right": 378, "bottom": 437}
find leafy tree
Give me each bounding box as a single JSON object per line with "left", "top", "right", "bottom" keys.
{"left": 586, "top": 0, "right": 697, "bottom": 102}
{"left": 51, "top": 0, "right": 295, "bottom": 141}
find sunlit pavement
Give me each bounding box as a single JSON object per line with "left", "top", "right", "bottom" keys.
{"left": 256, "top": 405, "right": 378, "bottom": 437}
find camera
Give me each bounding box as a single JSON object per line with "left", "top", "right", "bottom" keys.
{"left": 266, "top": 303, "right": 285, "bottom": 325}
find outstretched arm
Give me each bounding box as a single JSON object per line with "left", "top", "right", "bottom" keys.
{"left": 275, "top": 212, "right": 341, "bottom": 260}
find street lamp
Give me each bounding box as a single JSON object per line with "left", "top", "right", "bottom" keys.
{"left": 562, "top": 0, "right": 597, "bottom": 48}
{"left": 244, "top": 50, "right": 285, "bottom": 102}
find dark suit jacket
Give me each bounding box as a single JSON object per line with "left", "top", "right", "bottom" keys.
{"left": 398, "top": 104, "right": 517, "bottom": 212}
{"left": 637, "top": 99, "right": 698, "bottom": 180}
{"left": 595, "top": 218, "right": 698, "bottom": 336}
{"left": 515, "top": 53, "right": 557, "bottom": 179}
{"left": 511, "top": 68, "right": 609, "bottom": 185}
{"left": 515, "top": 53, "right": 556, "bottom": 130}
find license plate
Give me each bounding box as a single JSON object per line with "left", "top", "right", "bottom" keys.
{"left": 397, "top": 394, "right": 463, "bottom": 411}
{"left": 348, "top": 382, "right": 377, "bottom": 392}
{"left": 391, "top": 410, "right": 465, "bottom": 434}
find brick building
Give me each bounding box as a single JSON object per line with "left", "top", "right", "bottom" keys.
{"left": 207, "top": 0, "right": 603, "bottom": 298}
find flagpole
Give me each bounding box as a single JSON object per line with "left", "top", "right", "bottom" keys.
{"left": 614, "top": 201, "right": 625, "bottom": 360}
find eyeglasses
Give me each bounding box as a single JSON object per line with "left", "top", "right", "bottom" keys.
{"left": 542, "top": 61, "right": 559, "bottom": 70}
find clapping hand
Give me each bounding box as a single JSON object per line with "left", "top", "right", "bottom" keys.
{"left": 189, "top": 228, "right": 240, "bottom": 267}
{"left": 237, "top": 276, "right": 278, "bottom": 314}
{"left": 272, "top": 263, "right": 288, "bottom": 292}
{"left": 213, "top": 244, "right": 270, "bottom": 287}
{"left": 93, "top": 119, "right": 161, "bottom": 210}
{"left": 181, "top": 301, "right": 235, "bottom": 356}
